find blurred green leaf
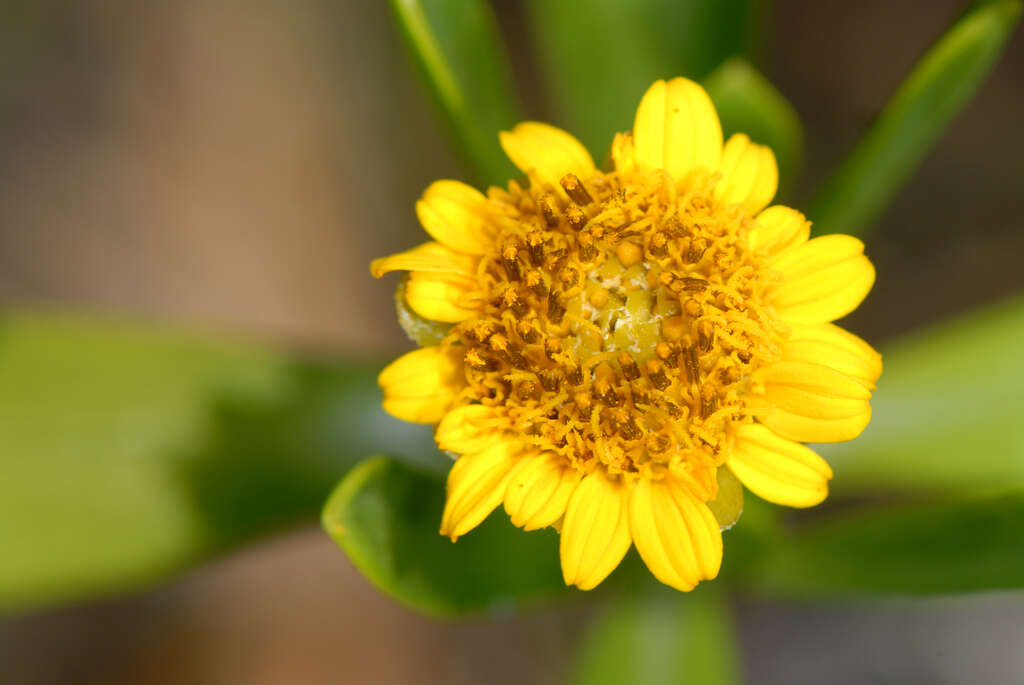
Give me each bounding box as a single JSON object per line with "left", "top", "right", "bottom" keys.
{"left": 389, "top": 0, "right": 521, "bottom": 186}
{"left": 570, "top": 587, "right": 740, "bottom": 685}
{"left": 749, "top": 489, "right": 1024, "bottom": 596}
{"left": 526, "top": 0, "right": 763, "bottom": 157}
{"left": 810, "top": 0, "right": 1022, "bottom": 237}
{"left": 821, "top": 294, "right": 1024, "bottom": 495}
{"left": 0, "top": 313, "right": 438, "bottom": 613}
{"left": 703, "top": 58, "right": 804, "bottom": 196}
{"left": 323, "top": 456, "right": 566, "bottom": 617}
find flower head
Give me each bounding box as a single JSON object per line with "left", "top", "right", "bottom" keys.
{"left": 373, "top": 78, "right": 880, "bottom": 592}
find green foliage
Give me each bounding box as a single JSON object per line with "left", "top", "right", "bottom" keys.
{"left": 526, "top": 0, "right": 763, "bottom": 157}
{"left": 811, "top": 0, "right": 1022, "bottom": 237}
{"left": 570, "top": 587, "right": 740, "bottom": 685}
{"left": 821, "top": 295, "right": 1024, "bottom": 495}
{"left": 322, "top": 457, "right": 566, "bottom": 617}
{"left": 748, "top": 489, "right": 1024, "bottom": 596}
{"left": 703, "top": 58, "right": 804, "bottom": 196}
{"left": 0, "top": 313, "right": 438, "bottom": 613}
{"left": 388, "top": 0, "right": 521, "bottom": 186}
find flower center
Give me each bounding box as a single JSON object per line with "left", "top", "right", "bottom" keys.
{"left": 451, "top": 169, "right": 783, "bottom": 498}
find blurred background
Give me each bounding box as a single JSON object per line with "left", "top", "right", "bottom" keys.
{"left": 1, "top": 1, "right": 1022, "bottom": 683}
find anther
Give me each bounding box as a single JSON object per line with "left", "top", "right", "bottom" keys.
{"left": 655, "top": 342, "right": 679, "bottom": 367}
{"left": 644, "top": 360, "right": 670, "bottom": 390}
{"left": 697, "top": 320, "right": 715, "bottom": 352}
{"left": 547, "top": 291, "right": 567, "bottom": 325}
{"left": 526, "top": 230, "right": 545, "bottom": 266}
{"left": 718, "top": 366, "right": 741, "bottom": 385}
{"left": 515, "top": 319, "right": 539, "bottom": 344}
{"left": 464, "top": 349, "right": 498, "bottom": 371}
{"left": 661, "top": 399, "right": 683, "bottom": 418}
{"left": 617, "top": 352, "right": 640, "bottom": 381}
{"left": 649, "top": 231, "right": 669, "bottom": 257}
{"left": 573, "top": 392, "right": 593, "bottom": 419}
{"left": 700, "top": 385, "right": 718, "bottom": 419}
{"left": 686, "top": 238, "right": 708, "bottom": 264}
{"left": 683, "top": 277, "right": 709, "bottom": 292}
{"left": 524, "top": 270, "right": 549, "bottom": 298}
{"left": 737, "top": 350, "right": 753, "bottom": 364}
{"left": 683, "top": 299, "right": 703, "bottom": 318}
{"left": 503, "top": 288, "right": 528, "bottom": 318}
{"left": 465, "top": 321, "right": 496, "bottom": 343}
{"left": 577, "top": 231, "right": 598, "bottom": 261}
{"left": 539, "top": 194, "right": 560, "bottom": 228}
{"left": 501, "top": 246, "right": 521, "bottom": 281}
{"left": 560, "top": 173, "right": 593, "bottom": 206}
{"left": 613, "top": 410, "right": 642, "bottom": 440}
{"left": 558, "top": 266, "right": 580, "bottom": 289}
{"left": 683, "top": 344, "right": 701, "bottom": 385}
{"left": 544, "top": 337, "right": 561, "bottom": 361}
{"left": 566, "top": 364, "right": 583, "bottom": 386}
{"left": 538, "top": 369, "right": 561, "bottom": 392}
{"left": 517, "top": 380, "right": 542, "bottom": 402}
{"left": 592, "top": 378, "right": 621, "bottom": 407}
{"left": 646, "top": 433, "right": 672, "bottom": 454}
{"left": 566, "top": 205, "right": 587, "bottom": 231}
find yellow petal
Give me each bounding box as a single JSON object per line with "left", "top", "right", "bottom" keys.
{"left": 560, "top": 473, "right": 632, "bottom": 590}
{"left": 730, "top": 424, "right": 833, "bottom": 508}
{"left": 435, "top": 403, "right": 504, "bottom": 454}
{"left": 768, "top": 235, "right": 875, "bottom": 324}
{"left": 504, "top": 452, "right": 581, "bottom": 530}
{"left": 404, "top": 271, "right": 479, "bottom": 323}
{"left": 440, "top": 440, "right": 519, "bottom": 540}
{"left": 629, "top": 477, "right": 723, "bottom": 592}
{"left": 750, "top": 205, "right": 810, "bottom": 256}
{"left": 370, "top": 242, "right": 476, "bottom": 278}
{"left": 499, "top": 122, "right": 595, "bottom": 194}
{"left": 783, "top": 323, "right": 883, "bottom": 387}
{"left": 714, "top": 134, "right": 778, "bottom": 215}
{"left": 757, "top": 360, "right": 873, "bottom": 442}
{"left": 416, "top": 180, "right": 495, "bottom": 255}
{"left": 378, "top": 345, "right": 465, "bottom": 423}
{"left": 633, "top": 78, "right": 723, "bottom": 181}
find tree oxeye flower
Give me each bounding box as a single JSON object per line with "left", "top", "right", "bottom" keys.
{"left": 372, "top": 77, "right": 880, "bottom": 593}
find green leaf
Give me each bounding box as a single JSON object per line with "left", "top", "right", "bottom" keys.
{"left": 810, "top": 0, "right": 1022, "bottom": 237}
{"left": 389, "top": 0, "right": 521, "bottom": 186}
{"left": 0, "top": 313, "right": 438, "bottom": 613}
{"left": 821, "top": 294, "right": 1024, "bottom": 495}
{"left": 570, "top": 586, "right": 740, "bottom": 685}
{"left": 749, "top": 489, "right": 1024, "bottom": 597}
{"left": 703, "top": 58, "right": 804, "bottom": 195}
{"left": 526, "top": 0, "right": 763, "bottom": 157}
{"left": 322, "top": 457, "right": 566, "bottom": 617}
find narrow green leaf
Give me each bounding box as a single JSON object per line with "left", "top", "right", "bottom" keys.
{"left": 703, "top": 58, "right": 804, "bottom": 195}
{"left": 322, "top": 457, "right": 566, "bottom": 618}
{"left": 570, "top": 587, "right": 740, "bottom": 685}
{"left": 810, "top": 0, "right": 1022, "bottom": 237}
{"left": 389, "top": 0, "right": 521, "bottom": 186}
{"left": 526, "top": 0, "right": 763, "bottom": 157}
{"left": 749, "top": 489, "right": 1024, "bottom": 597}
{"left": 0, "top": 313, "right": 438, "bottom": 613}
{"left": 821, "top": 294, "right": 1024, "bottom": 495}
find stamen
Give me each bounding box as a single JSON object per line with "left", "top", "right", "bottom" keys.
{"left": 560, "top": 173, "right": 593, "bottom": 206}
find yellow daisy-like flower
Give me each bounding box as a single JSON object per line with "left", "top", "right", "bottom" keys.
{"left": 372, "top": 78, "right": 880, "bottom": 593}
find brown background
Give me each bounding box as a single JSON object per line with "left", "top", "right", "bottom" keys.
{"left": 2, "top": 1, "right": 1023, "bottom": 683}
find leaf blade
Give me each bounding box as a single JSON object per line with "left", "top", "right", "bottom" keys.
{"left": 389, "top": 0, "right": 521, "bottom": 186}
{"left": 810, "top": 0, "right": 1022, "bottom": 237}
{"left": 0, "top": 313, "right": 438, "bottom": 613}
{"left": 322, "top": 456, "right": 566, "bottom": 617}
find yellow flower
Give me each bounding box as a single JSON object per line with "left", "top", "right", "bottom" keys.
{"left": 372, "top": 78, "right": 880, "bottom": 593}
